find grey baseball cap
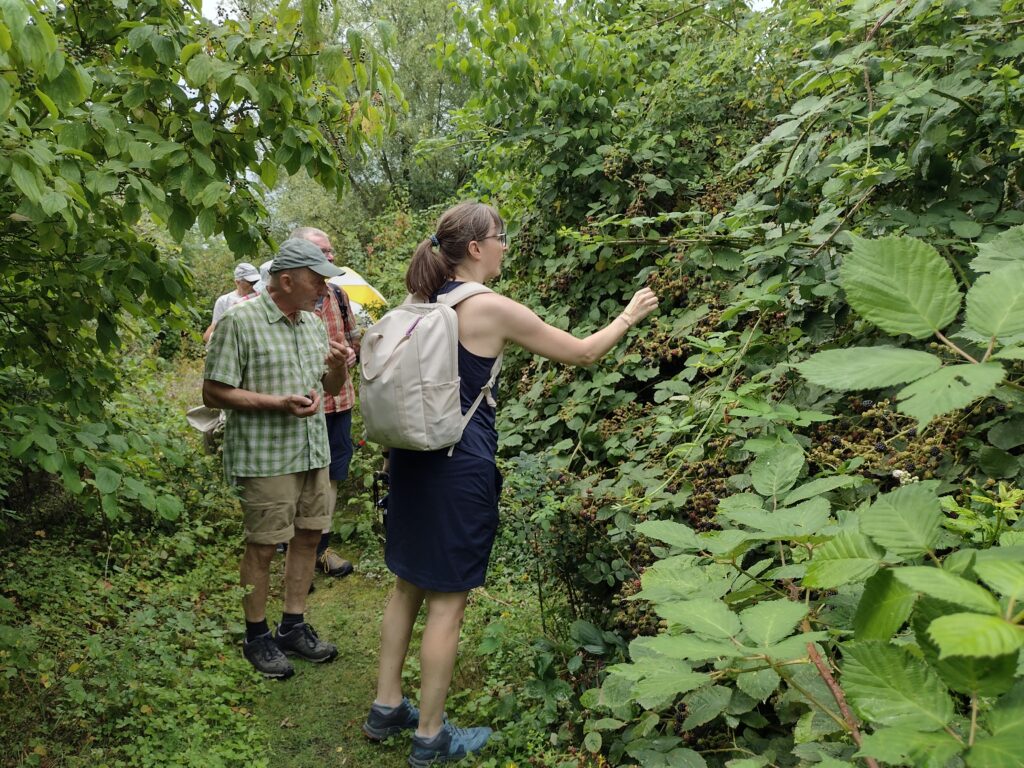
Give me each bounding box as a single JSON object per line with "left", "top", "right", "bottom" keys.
{"left": 233, "top": 262, "right": 260, "bottom": 282}
{"left": 269, "top": 238, "right": 343, "bottom": 277}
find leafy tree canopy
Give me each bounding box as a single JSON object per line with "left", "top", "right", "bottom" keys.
{"left": 0, "top": 0, "right": 398, "bottom": 520}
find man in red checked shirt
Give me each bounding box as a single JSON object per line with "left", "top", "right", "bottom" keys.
{"left": 292, "top": 227, "right": 362, "bottom": 578}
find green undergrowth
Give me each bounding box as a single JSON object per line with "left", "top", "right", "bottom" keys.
{"left": 0, "top": 480, "right": 563, "bottom": 768}
{"left": 0, "top": 521, "right": 267, "bottom": 767}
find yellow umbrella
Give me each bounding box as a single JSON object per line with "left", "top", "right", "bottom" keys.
{"left": 328, "top": 267, "right": 387, "bottom": 316}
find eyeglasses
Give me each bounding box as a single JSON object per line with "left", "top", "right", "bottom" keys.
{"left": 479, "top": 232, "right": 507, "bottom": 247}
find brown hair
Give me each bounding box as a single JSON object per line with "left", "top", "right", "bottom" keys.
{"left": 405, "top": 201, "right": 503, "bottom": 299}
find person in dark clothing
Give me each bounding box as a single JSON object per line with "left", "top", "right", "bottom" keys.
{"left": 361, "top": 201, "right": 659, "bottom": 766}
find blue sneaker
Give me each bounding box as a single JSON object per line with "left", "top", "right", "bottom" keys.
{"left": 409, "top": 722, "right": 492, "bottom": 767}
{"left": 363, "top": 697, "right": 420, "bottom": 741}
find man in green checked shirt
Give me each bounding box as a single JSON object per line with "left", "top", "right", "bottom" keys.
{"left": 203, "top": 238, "right": 352, "bottom": 680}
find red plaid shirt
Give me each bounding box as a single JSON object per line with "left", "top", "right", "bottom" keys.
{"left": 316, "top": 285, "right": 361, "bottom": 413}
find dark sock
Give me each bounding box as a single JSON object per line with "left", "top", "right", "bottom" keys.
{"left": 246, "top": 619, "right": 269, "bottom": 642}
{"left": 280, "top": 612, "right": 304, "bottom": 634}
{"left": 316, "top": 531, "right": 331, "bottom": 557}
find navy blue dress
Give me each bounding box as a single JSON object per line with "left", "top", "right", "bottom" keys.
{"left": 384, "top": 282, "right": 503, "bottom": 592}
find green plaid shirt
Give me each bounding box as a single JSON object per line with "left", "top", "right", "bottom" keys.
{"left": 204, "top": 291, "right": 330, "bottom": 478}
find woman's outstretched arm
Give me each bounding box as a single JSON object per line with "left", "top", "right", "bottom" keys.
{"left": 486, "top": 287, "right": 659, "bottom": 366}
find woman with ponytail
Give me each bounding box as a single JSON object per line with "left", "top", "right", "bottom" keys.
{"left": 362, "top": 201, "right": 658, "bottom": 766}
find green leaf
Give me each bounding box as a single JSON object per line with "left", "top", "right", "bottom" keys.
{"left": 914, "top": 597, "right": 1018, "bottom": 695}
{"left": 628, "top": 658, "right": 711, "bottom": 710}
{"left": 636, "top": 520, "right": 701, "bottom": 551}
{"left": 750, "top": 442, "right": 803, "bottom": 498}
{"left": 736, "top": 667, "right": 780, "bottom": 702}
{"left": 841, "top": 235, "right": 961, "bottom": 339}
{"left": 718, "top": 497, "right": 830, "bottom": 541}
{"left": 190, "top": 116, "right": 215, "bottom": 147}
{"left": 973, "top": 559, "right": 1024, "bottom": 601}
{"left": 841, "top": 641, "right": 954, "bottom": 731}
{"left": 0, "top": 77, "right": 12, "bottom": 117}
{"left": 739, "top": 599, "right": 807, "bottom": 646}
{"left": 804, "top": 531, "right": 883, "bottom": 588}
{"left": 966, "top": 734, "right": 1024, "bottom": 768}
{"left": 896, "top": 363, "right": 1006, "bottom": 427}
{"left": 760, "top": 631, "right": 828, "bottom": 660}
{"left": 977, "top": 446, "right": 1020, "bottom": 478}
{"left": 966, "top": 265, "right": 1024, "bottom": 339}
{"left": 993, "top": 345, "right": 1024, "bottom": 361}
{"left": 94, "top": 467, "right": 121, "bottom": 494}
{"left": 853, "top": 569, "right": 917, "bottom": 640}
{"left": 951, "top": 219, "right": 983, "bottom": 239}
{"left": 185, "top": 53, "right": 216, "bottom": 85}
{"left": 10, "top": 157, "right": 45, "bottom": 202}
{"left": 894, "top": 567, "right": 1001, "bottom": 614}
{"left": 782, "top": 475, "right": 860, "bottom": 506}
{"left": 695, "top": 529, "right": 751, "bottom": 556}
{"left": 971, "top": 225, "right": 1024, "bottom": 274}
{"left": 966, "top": 687, "right": 1024, "bottom": 768}
{"left": 795, "top": 347, "right": 942, "bottom": 391}
{"left": 681, "top": 685, "right": 732, "bottom": 729}
{"left": 630, "top": 634, "right": 741, "bottom": 662}
{"left": 928, "top": 613, "right": 1024, "bottom": 659}
{"left": 857, "top": 728, "right": 964, "bottom": 767}
{"left": 656, "top": 599, "right": 741, "bottom": 639}
{"left": 859, "top": 483, "right": 942, "bottom": 557}
{"left": 987, "top": 682, "right": 1024, "bottom": 736}
{"left": 636, "top": 556, "right": 732, "bottom": 603}
{"left": 155, "top": 494, "right": 182, "bottom": 521}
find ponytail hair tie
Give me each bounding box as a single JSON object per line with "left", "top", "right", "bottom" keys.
{"left": 430, "top": 234, "right": 440, "bottom": 248}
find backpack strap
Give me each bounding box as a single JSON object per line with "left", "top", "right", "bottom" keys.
{"left": 329, "top": 284, "right": 352, "bottom": 333}
{"left": 438, "top": 283, "right": 503, "bottom": 456}
{"left": 447, "top": 352, "right": 503, "bottom": 457}
{"left": 435, "top": 281, "right": 494, "bottom": 307}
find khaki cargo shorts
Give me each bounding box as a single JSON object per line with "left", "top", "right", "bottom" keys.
{"left": 236, "top": 467, "right": 332, "bottom": 545}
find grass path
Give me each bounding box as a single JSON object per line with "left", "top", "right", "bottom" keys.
{"left": 251, "top": 544, "right": 417, "bottom": 768}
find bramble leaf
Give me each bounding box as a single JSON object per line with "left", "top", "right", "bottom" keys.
{"left": 750, "top": 442, "right": 803, "bottom": 498}
{"left": 782, "top": 475, "right": 860, "bottom": 506}
{"left": 894, "top": 567, "right": 1001, "bottom": 614}
{"left": 739, "top": 599, "right": 807, "bottom": 646}
{"left": 928, "top": 614, "right": 1024, "bottom": 659}
{"left": 853, "top": 569, "right": 917, "bottom": 640}
{"left": 896, "top": 363, "right": 1005, "bottom": 427}
{"left": 795, "top": 346, "right": 942, "bottom": 391}
{"left": 841, "top": 235, "right": 961, "bottom": 339}
{"left": 973, "top": 560, "right": 1024, "bottom": 601}
{"left": 804, "top": 531, "right": 884, "bottom": 588}
{"left": 656, "top": 599, "right": 741, "bottom": 639}
{"left": 841, "top": 641, "right": 954, "bottom": 731}
{"left": 966, "top": 264, "right": 1024, "bottom": 339}
{"left": 970, "top": 225, "right": 1024, "bottom": 274}
{"left": 635, "top": 520, "right": 701, "bottom": 551}
{"left": 859, "top": 483, "right": 942, "bottom": 558}
{"left": 856, "top": 727, "right": 964, "bottom": 767}
{"left": 681, "top": 685, "right": 732, "bottom": 729}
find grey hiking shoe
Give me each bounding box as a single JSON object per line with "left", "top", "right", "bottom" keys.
{"left": 273, "top": 622, "right": 338, "bottom": 663}
{"left": 363, "top": 697, "right": 420, "bottom": 740}
{"left": 243, "top": 632, "right": 295, "bottom": 680}
{"left": 319, "top": 548, "right": 354, "bottom": 577}
{"left": 408, "top": 722, "right": 492, "bottom": 766}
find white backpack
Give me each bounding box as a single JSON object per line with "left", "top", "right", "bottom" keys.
{"left": 359, "top": 282, "right": 503, "bottom": 453}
